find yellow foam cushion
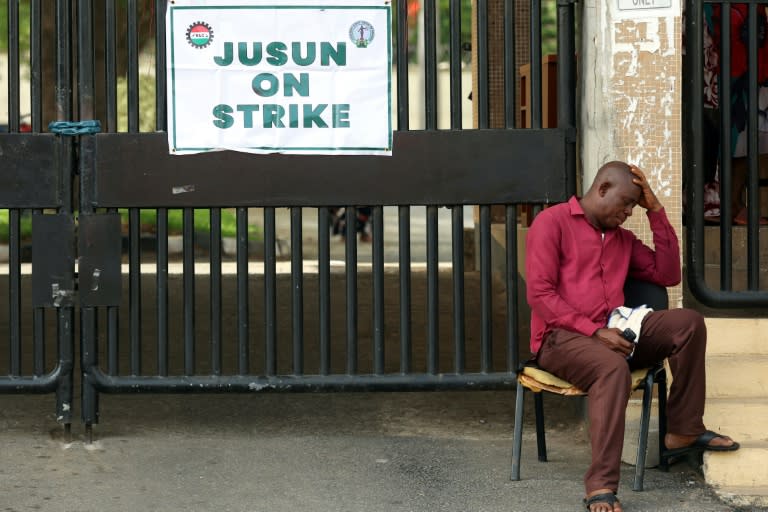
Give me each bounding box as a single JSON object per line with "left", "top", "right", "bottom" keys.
{"left": 519, "top": 366, "right": 652, "bottom": 396}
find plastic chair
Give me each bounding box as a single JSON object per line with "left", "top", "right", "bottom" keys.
{"left": 510, "top": 278, "right": 669, "bottom": 491}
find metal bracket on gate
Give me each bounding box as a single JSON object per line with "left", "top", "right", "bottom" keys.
{"left": 32, "top": 215, "right": 76, "bottom": 308}
{"left": 78, "top": 213, "right": 122, "bottom": 307}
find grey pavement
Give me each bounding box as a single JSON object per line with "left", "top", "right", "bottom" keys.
{"left": 0, "top": 390, "right": 746, "bottom": 512}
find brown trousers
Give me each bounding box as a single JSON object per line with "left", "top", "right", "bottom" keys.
{"left": 536, "top": 309, "right": 707, "bottom": 494}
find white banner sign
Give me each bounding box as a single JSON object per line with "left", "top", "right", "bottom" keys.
{"left": 166, "top": 0, "right": 392, "bottom": 155}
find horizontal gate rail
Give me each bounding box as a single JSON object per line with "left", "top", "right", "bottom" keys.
{"left": 91, "top": 130, "right": 569, "bottom": 207}
{"left": 85, "top": 370, "right": 515, "bottom": 393}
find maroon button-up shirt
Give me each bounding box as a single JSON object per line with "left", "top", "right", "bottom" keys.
{"left": 525, "top": 196, "right": 681, "bottom": 354}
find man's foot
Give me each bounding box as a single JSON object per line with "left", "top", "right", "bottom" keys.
{"left": 665, "top": 430, "right": 739, "bottom": 452}
{"left": 584, "top": 489, "right": 622, "bottom": 512}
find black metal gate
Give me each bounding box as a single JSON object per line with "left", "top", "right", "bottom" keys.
{"left": 2, "top": 0, "right": 576, "bottom": 432}
{"left": 0, "top": 0, "right": 75, "bottom": 427}
{"left": 684, "top": 0, "right": 768, "bottom": 307}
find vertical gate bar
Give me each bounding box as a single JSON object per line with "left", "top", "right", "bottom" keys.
{"left": 318, "top": 208, "right": 331, "bottom": 375}
{"left": 30, "top": 0, "right": 42, "bottom": 131}
{"left": 32, "top": 0, "right": 46, "bottom": 379}
{"left": 345, "top": 206, "right": 358, "bottom": 375}
{"left": 129, "top": 208, "right": 142, "bottom": 375}
{"left": 747, "top": 3, "right": 759, "bottom": 289}
{"left": 264, "top": 208, "right": 277, "bottom": 376}
{"left": 480, "top": 205, "right": 492, "bottom": 372}
{"left": 57, "top": 0, "right": 74, "bottom": 429}
{"left": 504, "top": 0, "right": 517, "bottom": 128}
{"left": 58, "top": 307, "right": 75, "bottom": 425}
{"left": 210, "top": 208, "right": 222, "bottom": 375}
{"left": 183, "top": 208, "right": 196, "bottom": 375}
{"left": 557, "top": 0, "right": 576, "bottom": 196}
{"left": 34, "top": 307, "right": 45, "bottom": 376}
{"left": 530, "top": 0, "right": 542, "bottom": 129}
{"left": 78, "top": 0, "right": 98, "bottom": 430}
{"left": 56, "top": 0, "right": 73, "bottom": 125}
{"left": 398, "top": 206, "right": 412, "bottom": 373}
{"left": 7, "top": 0, "right": 19, "bottom": 132}
{"left": 107, "top": 305, "right": 119, "bottom": 375}
{"left": 127, "top": 0, "right": 139, "bottom": 132}
{"left": 81, "top": 306, "right": 100, "bottom": 428}
{"left": 451, "top": 206, "right": 465, "bottom": 373}
{"left": 506, "top": 205, "right": 519, "bottom": 372}
{"left": 477, "top": 0, "right": 489, "bottom": 128}
{"left": 449, "top": 0, "right": 462, "bottom": 128}
{"left": 686, "top": 0, "right": 707, "bottom": 296}
{"left": 424, "top": 0, "right": 437, "bottom": 129}
{"left": 372, "top": 206, "right": 385, "bottom": 374}
{"left": 157, "top": 208, "right": 169, "bottom": 376}
{"left": 9, "top": 210, "right": 21, "bottom": 375}
{"left": 291, "top": 207, "right": 304, "bottom": 376}
{"left": 236, "top": 208, "right": 250, "bottom": 374}
{"left": 396, "top": 0, "right": 410, "bottom": 130}
{"left": 719, "top": 7, "right": 733, "bottom": 290}
{"left": 426, "top": 205, "right": 439, "bottom": 374}
{"left": 504, "top": 0, "right": 516, "bottom": 128}
{"left": 155, "top": 0, "right": 168, "bottom": 131}
{"left": 105, "top": 0, "right": 117, "bottom": 131}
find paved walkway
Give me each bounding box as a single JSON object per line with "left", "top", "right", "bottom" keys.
{"left": 0, "top": 391, "right": 744, "bottom": 512}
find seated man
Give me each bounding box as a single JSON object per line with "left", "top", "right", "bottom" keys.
{"left": 525, "top": 161, "right": 739, "bottom": 512}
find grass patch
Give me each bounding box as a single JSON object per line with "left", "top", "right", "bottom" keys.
{"left": 118, "top": 208, "right": 261, "bottom": 240}
{"left": 0, "top": 209, "right": 261, "bottom": 243}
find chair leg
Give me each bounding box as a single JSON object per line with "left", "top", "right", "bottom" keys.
{"left": 511, "top": 380, "right": 525, "bottom": 481}
{"left": 633, "top": 370, "right": 655, "bottom": 491}
{"left": 534, "top": 391, "right": 547, "bottom": 462}
{"left": 657, "top": 369, "right": 669, "bottom": 472}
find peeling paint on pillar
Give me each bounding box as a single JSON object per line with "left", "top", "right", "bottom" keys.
{"left": 580, "top": 0, "right": 683, "bottom": 306}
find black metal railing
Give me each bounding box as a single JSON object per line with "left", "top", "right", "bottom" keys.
{"left": 684, "top": 0, "right": 768, "bottom": 306}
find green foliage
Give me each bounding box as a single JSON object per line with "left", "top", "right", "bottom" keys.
{"left": 437, "top": 0, "right": 473, "bottom": 63}
{"left": 0, "top": 210, "right": 33, "bottom": 241}
{"left": 0, "top": 3, "right": 32, "bottom": 54}
{"left": 542, "top": 0, "right": 558, "bottom": 57}
{"left": 118, "top": 209, "right": 262, "bottom": 240}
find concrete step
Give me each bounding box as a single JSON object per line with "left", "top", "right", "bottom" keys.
{"left": 709, "top": 485, "right": 768, "bottom": 509}
{"left": 704, "top": 441, "right": 768, "bottom": 497}
{"left": 703, "top": 397, "right": 768, "bottom": 443}
{"left": 705, "top": 318, "right": 768, "bottom": 355}
{"left": 705, "top": 354, "right": 768, "bottom": 398}
{"left": 703, "top": 264, "right": 768, "bottom": 292}
{"left": 703, "top": 225, "right": 768, "bottom": 266}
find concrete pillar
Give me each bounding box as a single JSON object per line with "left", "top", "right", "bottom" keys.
{"left": 580, "top": 0, "right": 683, "bottom": 307}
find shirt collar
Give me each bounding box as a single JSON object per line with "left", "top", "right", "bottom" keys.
{"left": 567, "top": 196, "right": 584, "bottom": 216}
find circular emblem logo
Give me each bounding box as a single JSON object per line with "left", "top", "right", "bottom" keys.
{"left": 186, "top": 21, "right": 213, "bottom": 49}
{"left": 349, "top": 20, "right": 374, "bottom": 48}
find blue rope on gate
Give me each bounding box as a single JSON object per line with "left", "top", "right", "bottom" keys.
{"left": 48, "top": 120, "right": 102, "bottom": 135}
